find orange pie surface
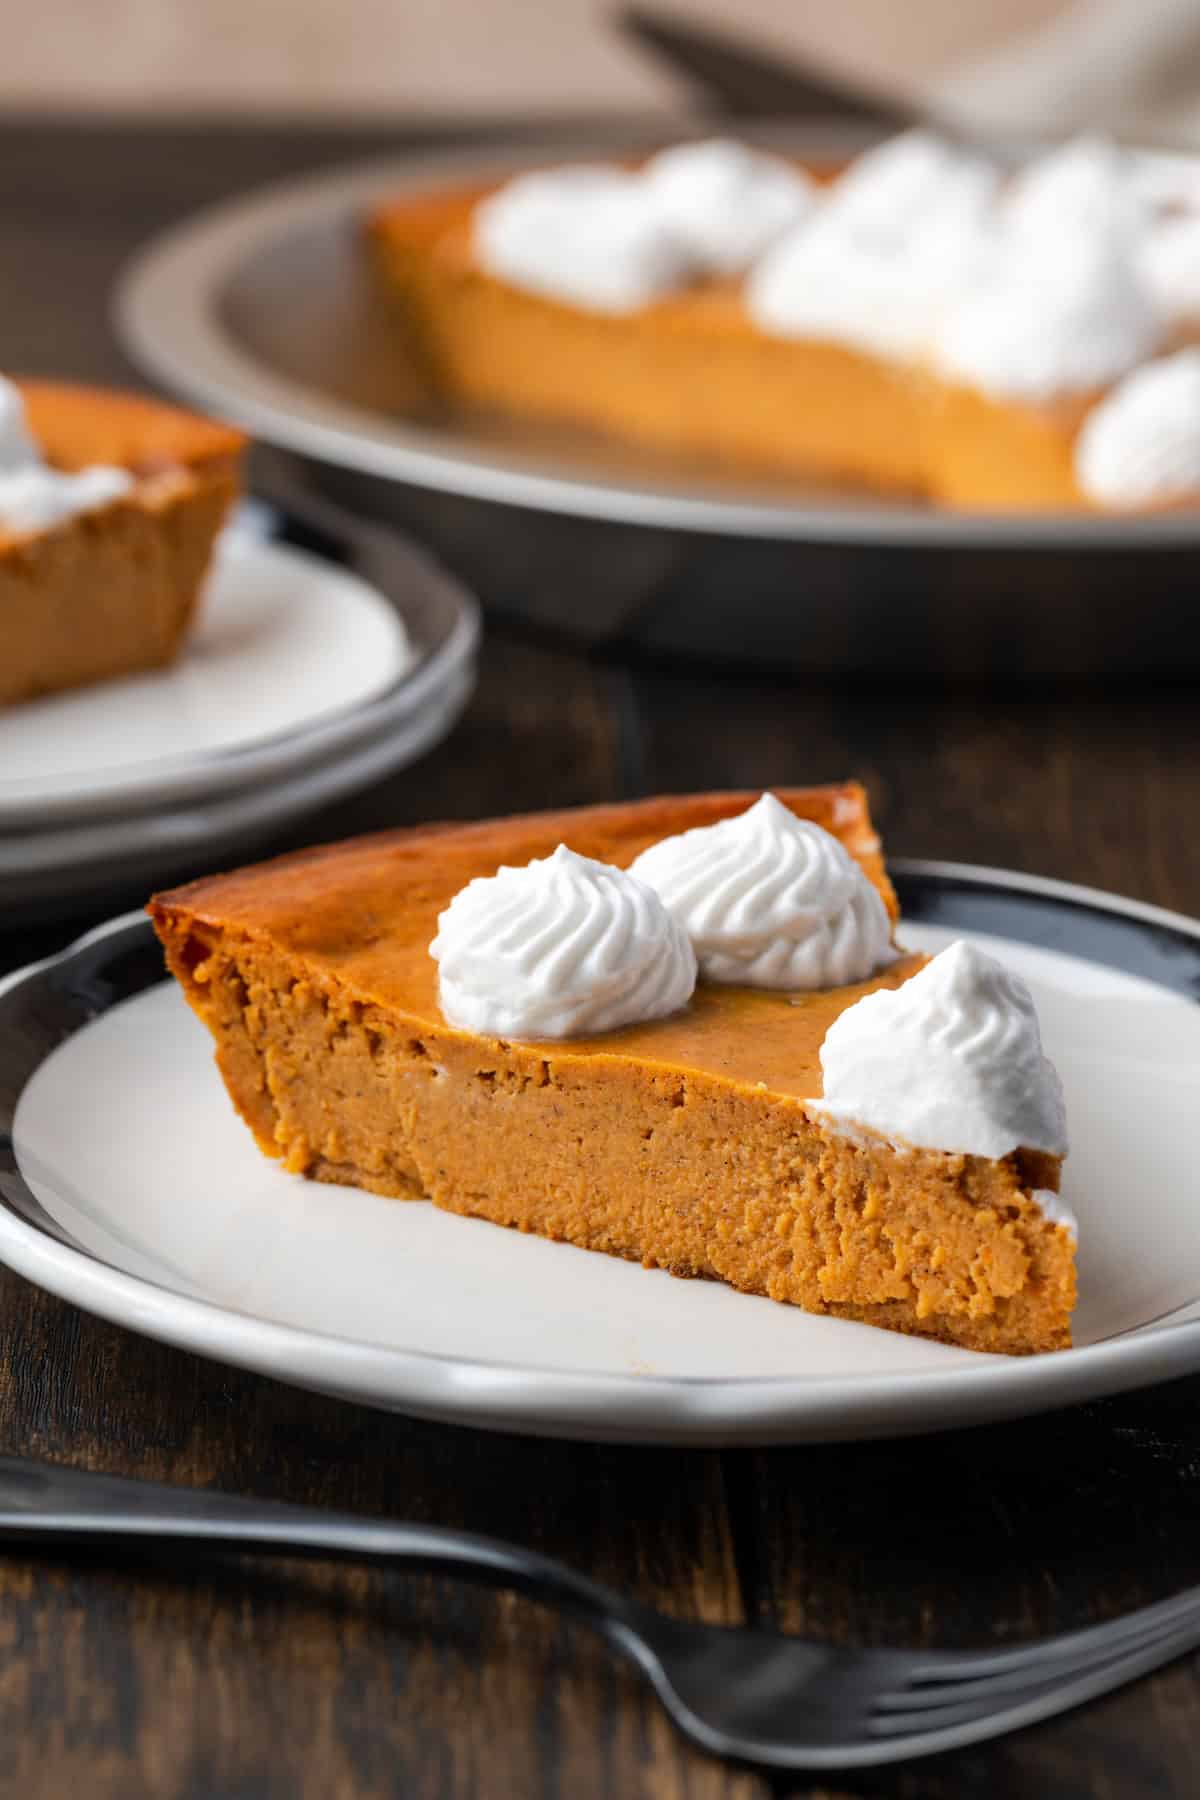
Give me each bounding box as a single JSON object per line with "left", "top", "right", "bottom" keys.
{"left": 150, "top": 787, "right": 1077, "bottom": 1356}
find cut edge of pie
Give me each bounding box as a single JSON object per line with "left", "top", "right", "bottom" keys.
{"left": 148, "top": 786, "right": 1077, "bottom": 1357}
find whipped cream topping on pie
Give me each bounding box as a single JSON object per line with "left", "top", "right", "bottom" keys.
{"left": 1003, "top": 135, "right": 1137, "bottom": 240}
{"left": 747, "top": 212, "right": 983, "bottom": 359}
{"left": 1030, "top": 1188, "right": 1079, "bottom": 1241}
{"left": 822, "top": 130, "right": 999, "bottom": 242}
{"left": 0, "top": 378, "right": 39, "bottom": 471}
{"left": 1075, "top": 349, "right": 1200, "bottom": 507}
{"left": 0, "top": 375, "right": 132, "bottom": 537}
{"left": 642, "top": 138, "right": 815, "bottom": 276}
{"left": 933, "top": 211, "right": 1162, "bottom": 400}
{"left": 430, "top": 843, "right": 696, "bottom": 1039}
{"left": 630, "top": 793, "right": 895, "bottom": 989}
{"left": 474, "top": 140, "right": 815, "bottom": 309}
{"left": 810, "top": 939, "right": 1069, "bottom": 1161}
{"left": 473, "top": 165, "right": 692, "bottom": 315}
{"left": 746, "top": 135, "right": 999, "bottom": 358}
{"left": 1138, "top": 214, "right": 1200, "bottom": 328}
{"left": 1127, "top": 147, "right": 1200, "bottom": 214}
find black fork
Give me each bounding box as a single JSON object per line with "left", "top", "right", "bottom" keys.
{"left": 0, "top": 1455, "right": 1195, "bottom": 1770}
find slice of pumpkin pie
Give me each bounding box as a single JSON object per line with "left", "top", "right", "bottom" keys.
{"left": 149, "top": 786, "right": 1076, "bottom": 1355}
{"left": 0, "top": 377, "right": 244, "bottom": 707}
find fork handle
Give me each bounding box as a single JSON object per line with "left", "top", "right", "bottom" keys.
{"left": 0, "top": 1456, "right": 648, "bottom": 1652}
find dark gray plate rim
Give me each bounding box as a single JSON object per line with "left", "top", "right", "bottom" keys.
{"left": 0, "top": 860, "right": 1198, "bottom": 1445}
{"left": 113, "top": 131, "right": 1200, "bottom": 550}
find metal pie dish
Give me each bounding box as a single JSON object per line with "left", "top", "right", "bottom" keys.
{"left": 115, "top": 128, "right": 1200, "bottom": 676}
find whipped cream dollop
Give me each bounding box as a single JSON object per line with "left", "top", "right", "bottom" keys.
{"left": 933, "top": 212, "right": 1161, "bottom": 400}
{"left": 1138, "top": 215, "right": 1200, "bottom": 327}
{"left": 1075, "top": 349, "right": 1200, "bottom": 507}
{"left": 430, "top": 843, "right": 696, "bottom": 1039}
{"left": 0, "top": 464, "right": 134, "bottom": 535}
{"left": 1030, "top": 1187, "right": 1078, "bottom": 1242}
{"left": 641, "top": 138, "right": 815, "bottom": 277}
{"left": 474, "top": 165, "right": 691, "bottom": 314}
{"left": 628, "top": 793, "right": 895, "bottom": 990}
{"left": 1003, "top": 136, "right": 1137, "bottom": 241}
{"left": 823, "top": 131, "right": 998, "bottom": 241}
{"left": 0, "top": 379, "right": 38, "bottom": 471}
{"left": 1127, "top": 148, "right": 1200, "bottom": 217}
{"left": 0, "top": 375, "right": 132, "bottom": 536}
{"left": 747, "top": 132, "right": 1000, "bottom": 359}
{"left": 810, "top": 939, "right": 1068, "bottom": 1161}
{"left": 474, "top": 140, "right": 814, "bottom": 310}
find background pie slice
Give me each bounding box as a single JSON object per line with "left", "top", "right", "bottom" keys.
{"left": 1, "top": 381, "right": 244, "bottom": 707}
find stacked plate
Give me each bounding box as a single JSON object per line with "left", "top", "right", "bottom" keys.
{"left": 0, "top": 498, "right": 480, "bottom": 922}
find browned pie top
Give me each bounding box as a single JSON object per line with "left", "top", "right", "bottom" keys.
{"left": 151, "top": 786, "right": 923, "bottom": 1100}
{"left": 14, "top": 381, "right": 245, "bottom": 477}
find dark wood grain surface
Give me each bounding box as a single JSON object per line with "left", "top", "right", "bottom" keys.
{"left": 2, "top": 118, "right": 1200, "bottom": 1800}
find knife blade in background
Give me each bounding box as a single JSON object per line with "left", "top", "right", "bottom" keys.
{"left": 617, "top": 6, "right": 916, "bottom": 126}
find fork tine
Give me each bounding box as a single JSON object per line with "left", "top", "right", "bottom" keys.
{"left": 898, "top": 1583, "right": 1200, "bottom": 1687}
{"left": 877, "top": 1591, "right": 1200, "bottom": 1714}
{"left": 869, "top": 1613, "right": 1200, "bottom": 1740}
{"left": 876, "top": 1619, "right": 1187, "bottom": 1718}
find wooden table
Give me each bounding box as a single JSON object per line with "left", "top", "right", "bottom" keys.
{"left": 3, "top": 119, "right": 1199, "bottom": 1800}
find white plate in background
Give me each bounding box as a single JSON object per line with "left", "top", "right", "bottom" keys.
{"left": 0, "top": 498, "right": 481, "bottom": 919}
{"left": 0, "top": 531, "right": 413, "bottom": 826}
{"left": 0, "top": 656, "right": 475, "bottom": 918}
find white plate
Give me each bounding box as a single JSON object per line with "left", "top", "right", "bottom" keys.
{"left": 0, "top": 659, "right": 475, "bottom": 918}
{"left": 0, "top": 529, "right": 412, "bottom": 826}
{"left": 1, "top": 865, "right": 1199, "bottom": 1444}
{"left": 0, "top": 500, "right": 480, "bottom": 919}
